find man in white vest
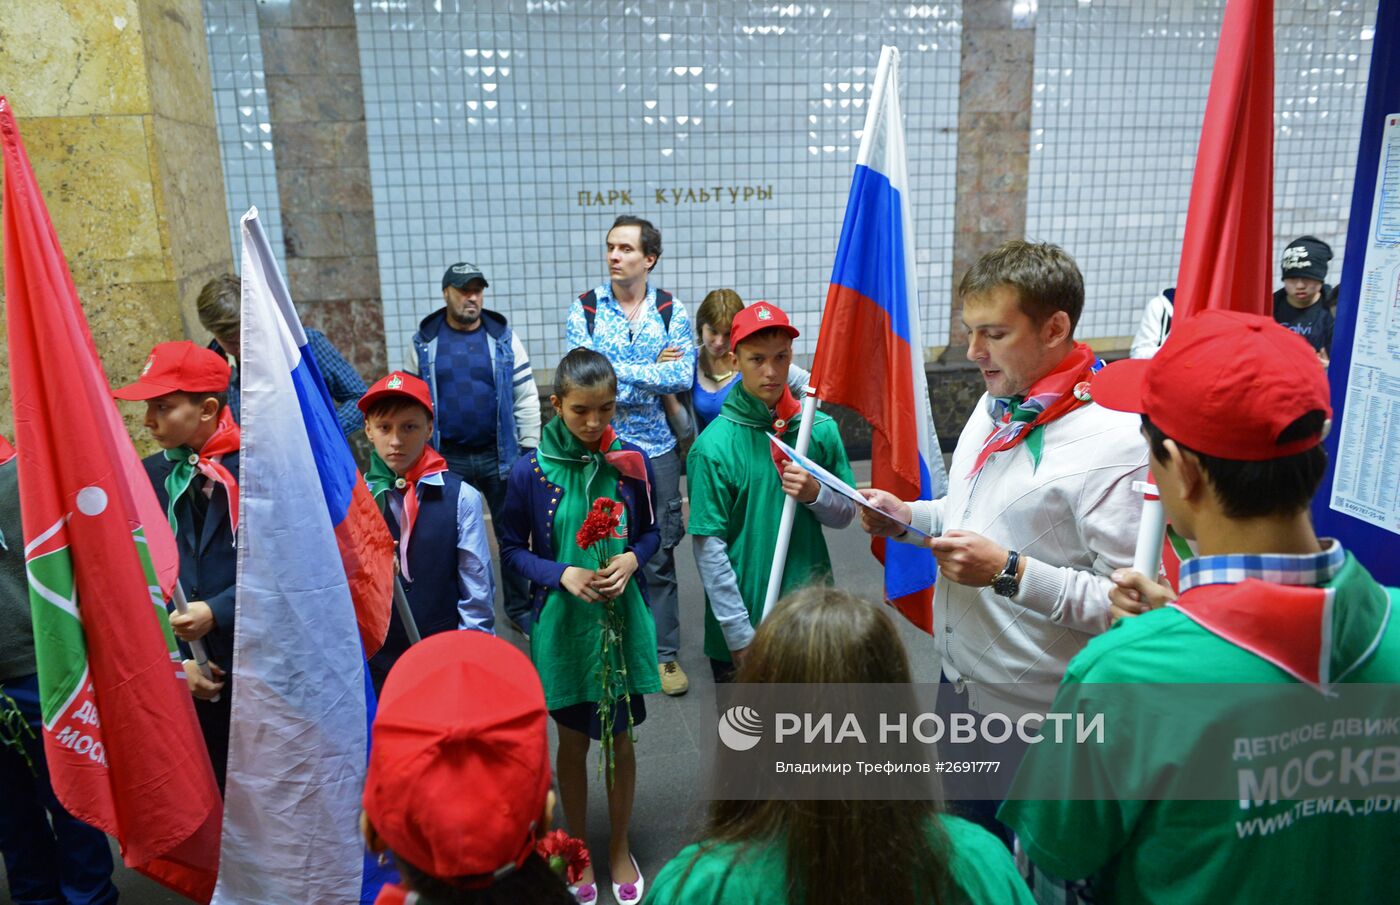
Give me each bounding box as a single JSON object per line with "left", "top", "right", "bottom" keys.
{"left": 862, "top": 240, "right": 1147, "bottom": 842}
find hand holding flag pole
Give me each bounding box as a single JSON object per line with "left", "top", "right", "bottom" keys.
{"left": 762, "top": 385, "right": 819, "bottom": 620}
{"left": 168, "top": 582, "right": 215, "bottom": 681}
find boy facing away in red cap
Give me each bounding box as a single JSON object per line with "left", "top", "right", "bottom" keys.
{"left": 999, "top": 311, "right": 1400, "bottom": 903}
{"left": 685, "top": 301, "right": 857, "bottom": 684}
{"left": 358, "top": 371, "right": 495, "bottom": 691}
{"left": 362, "top": 631, "right": 575, "bottom": 904}
{"left": 113, "top": 340, "right": 241, "bottom": 790}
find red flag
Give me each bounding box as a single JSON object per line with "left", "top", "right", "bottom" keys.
{"left": 1151, "top": 0, "right": 1275, "bottom": 586}
{"left": 1174, "top": 0, "right": 1275, "bottom": 319}
{"left": 2, "top": 97, "right": 222, "bottom": 901}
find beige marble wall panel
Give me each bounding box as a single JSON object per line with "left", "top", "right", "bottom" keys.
{"left": 12, "top": 115, "right": 169, "bottom": 285}
{"left": 0, "top": 0, "right": 148, "bottom": 118}
{"left": 0, "top": 0, "right": 228, "bottom": 444}
{"left": 137, "top": 0, "right": 218, "bottom": 129}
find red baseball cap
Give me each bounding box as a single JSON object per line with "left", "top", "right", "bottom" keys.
{"left": 358, "top": 371, "right": 434, "bottom": 416}
{"left": 112, "top": 341, "right": 230, "bottom": 400}
{"left": 363, "top": 632, "right": 551, "bottom": 883}
{"left": 730, "top": 300, "right": 799, "bottom": 352}
{"left": 1092, "top": 310, "right": 1331, "bottom": 461}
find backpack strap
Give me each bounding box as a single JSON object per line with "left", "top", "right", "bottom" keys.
{"left": 655, "top": 288, "right": 674, "bottom": 333}
{"left": 579, "top": 289, "right": 599, "bottom": 337}
{"left": 581, "top": 287, "right": 674, "bottom": 335}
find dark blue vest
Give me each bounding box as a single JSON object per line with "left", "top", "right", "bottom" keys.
{"left": 370, "top": 471, "right": 465, "bottom": 674}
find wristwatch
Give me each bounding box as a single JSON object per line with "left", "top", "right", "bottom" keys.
{"left": 991, "top": 550, "right": 1021, "bottom": 598}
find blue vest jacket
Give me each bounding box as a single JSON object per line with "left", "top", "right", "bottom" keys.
{"left": 370, "top": 470, "right": 466, "bottom": 675}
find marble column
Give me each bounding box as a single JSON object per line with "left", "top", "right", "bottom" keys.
{"left": 946, "top": 0, "right": 1035, "bottom": 352}
{"left": 0, "top": 0, "right": 230, "bottom": 441}
{"left": 257, "top": 0, "right": 386, "bottom": 379}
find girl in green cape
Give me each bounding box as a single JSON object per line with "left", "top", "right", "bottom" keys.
{"left": 499, "top": 349, "right": 662, "bottom": 905}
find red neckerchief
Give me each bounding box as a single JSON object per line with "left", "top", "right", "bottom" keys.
{"left": 393, "top": 446, "right": 449, "bottom": 582}
{"left": 599, "top": 424, "right": 651, "bottom": 498}
{"left": 192, "top": 408, "right": 241, "bottom": 535}
{"left": 967, "top": 342, "right": 1098, "bottom": 477}
{"left": 1172, "top": 581, "right": 1339, "bottom": 691}
{"left": 0, "top": 434, "right": 14, "bottom": 466}
{"left": 766, "top": 385, "right": 804, "bottom": 477}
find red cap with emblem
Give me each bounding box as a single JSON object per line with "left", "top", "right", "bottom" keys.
{"left": 730, "top": 300, "right": 799, "bottom": 352}
{"left": 112, "top": 341, "right": 230, "bottom": 400}
{"left": 363, "top": 631, "right": 551, "bottom": 883}
{"left": 1092, "top": 310, "right": 1331, "bottom": 461}
{"left": 358, "top": 371, "right": 434, "bottom": 416}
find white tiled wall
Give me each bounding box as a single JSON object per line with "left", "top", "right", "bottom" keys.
{"left": 352, "top": 1, "right": 963, "bottom": 367}
{"left": 1027, "top": 0, "right": 1376, "bottom": 341}
{"left": 202, "top": 0, "right": 284, "bottom": 274}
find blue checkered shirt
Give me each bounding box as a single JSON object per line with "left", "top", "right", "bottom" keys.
{"left": 1178, "top": 539, "right": 1345, "bottom": 592}
{"left": 217, "top": 329, "right": 367, "bottom": 437}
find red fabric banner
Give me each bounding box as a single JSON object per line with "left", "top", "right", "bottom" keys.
{"left": 2, "top": 96, "right": 222, "bottom": 902}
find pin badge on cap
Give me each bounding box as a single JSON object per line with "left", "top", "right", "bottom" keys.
{"left": 141, "top": 355, "right": 155, "bottom": 377}
{"left": 387, "top": 374, "right": 403, "bottom": 390}
{"left": 757, "top": 306, "right": 773, "bottom": 321}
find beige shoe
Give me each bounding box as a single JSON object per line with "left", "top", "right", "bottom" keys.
{"left": 659, "top": 660, "right": 689, "bottom": 696}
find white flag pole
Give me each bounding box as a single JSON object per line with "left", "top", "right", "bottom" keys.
{"left": 1131, "top": 477, "right": 1166, "bottom": 579}
{"left": 761, "top": 386, "right": 819, "bottom": 620}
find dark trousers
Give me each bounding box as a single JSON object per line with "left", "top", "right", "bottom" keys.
{"left": 441, "top": 445, "right": 531, "bottom": 628}
{"left": 646, "top": 448, "right": 684, "bottom": 661}
{"left": 935, "top": 672, "right": 1028, "bottom": 852}
{"left": 0, "top": 673, "right": 118, "bottom": 905}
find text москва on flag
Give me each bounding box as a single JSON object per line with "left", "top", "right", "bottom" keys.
{"left": 3, "top": 96, "right": 222, "bottom": 901}
{"left": 811, "top": 45, "right": 946, "bottom": 634}
{"left": 212, "top": 208, "right": 394, "bottom": 905}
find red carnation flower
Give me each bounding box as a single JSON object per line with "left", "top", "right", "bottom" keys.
{"left": 575, "top": 497, "right": 624, "bottom": 550}
{"left": 536, "top": 829, "right": 591, "bottom": 885}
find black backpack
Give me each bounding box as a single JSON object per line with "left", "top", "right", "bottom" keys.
{"left": 579, "top": 288, "right": 674, "bottom": 336}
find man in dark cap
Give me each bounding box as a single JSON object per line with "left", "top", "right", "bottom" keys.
{"left": 1272, "top": 235, "right": 1336, "bottom": 360}
{"left": 403, "top": 262, "right": 541, "bottom": 639}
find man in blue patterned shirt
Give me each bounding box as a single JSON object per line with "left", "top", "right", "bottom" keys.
{"left": 566, "top": 215, "right": 696, "bottom": 695}
{"left": 196, "top": 274, "right": 368, "bottom": 437}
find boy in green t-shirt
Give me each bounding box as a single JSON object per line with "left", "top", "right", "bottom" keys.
{"left": 686, "top": 301, "right": 856, "bottom": 683}
{"left": 999, "top": 311, "right": 1400, "bottom": 903}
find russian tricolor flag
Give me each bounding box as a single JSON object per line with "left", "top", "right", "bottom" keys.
{"left": 812, "top": 45, "right": 946, "bottom": 634}
{"left": 213, "top": 209, "right": 394, "bottom": 904}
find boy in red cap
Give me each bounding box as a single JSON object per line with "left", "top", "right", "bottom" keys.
{"left": 359, "top": 371, "right": 495, "bottom": 691}
{"left": 686, "top": 301, "right": 857, "bottom": 683}
{"left": 361, "top": 631, "right": 574, "bottom": 904}
{"left": 1000, "top": 311, "right": 1400, "bottom": 902}
{"left": 113, "top": 340, "right": 240, "bottom": 789}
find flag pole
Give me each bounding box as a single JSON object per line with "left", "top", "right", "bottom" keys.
{"left": 1131, "top": 477, "right": 1166, "bottom": 580}
{"left": 761, "top": 385, "right": 819, "bottom": 620}
{"left": 393, "top": 576, "right": 422, "bottom": 645}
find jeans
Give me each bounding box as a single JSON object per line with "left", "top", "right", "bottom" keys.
{"left": 645, "top": 448, "right": 684, "bottom": 661}
{"left": 0, "top": 673, "right": 119, "bottom": 905}
{"left": 440, "top": 446, "right": 532, "bottom": 628}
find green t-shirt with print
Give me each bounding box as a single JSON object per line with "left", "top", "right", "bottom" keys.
{"left": 646, "top": 813, "right": 1033, "bottom": 905}
{"left": 686, "top": 381, "right": 854, "bottom": 662}
{"left": 1000, "top": 554, "right": 1400, "bottom": 904}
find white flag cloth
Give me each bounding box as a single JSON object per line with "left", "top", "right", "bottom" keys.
{"left": 213, "top": 208, "right": 371, "bottom": 904}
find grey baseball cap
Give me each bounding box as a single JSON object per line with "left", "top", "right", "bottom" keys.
{"left": 442, "top": 262, "right": 489, "bottom": 290}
